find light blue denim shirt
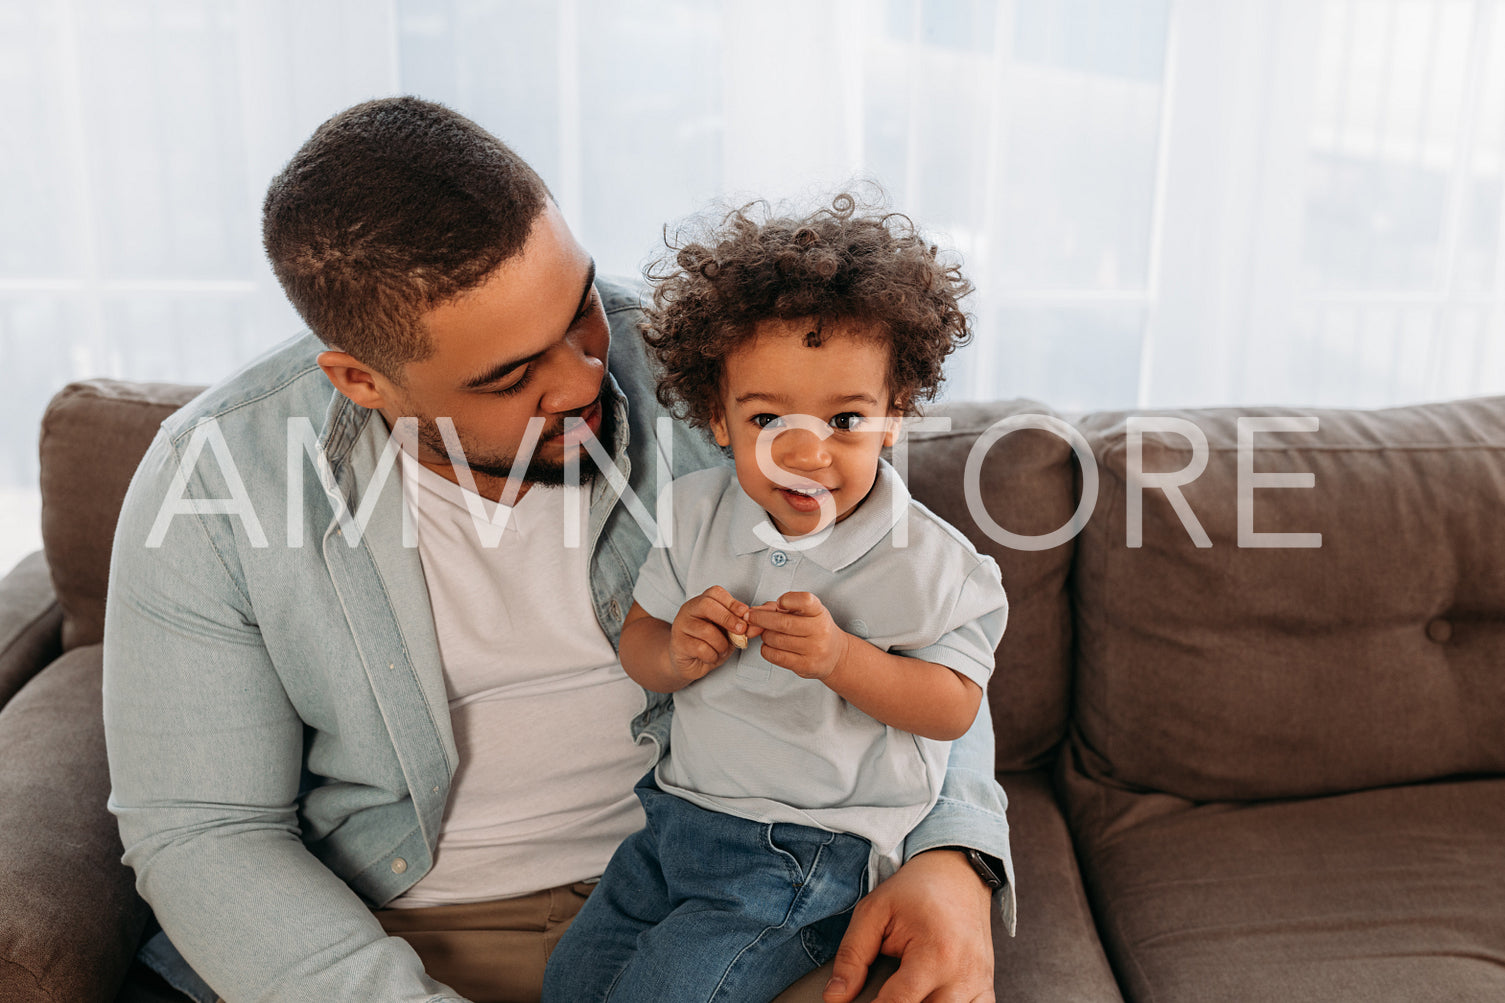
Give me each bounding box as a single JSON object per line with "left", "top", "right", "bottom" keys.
{"left": 102, "top": 280, "right": 1014, "bottom": 1003}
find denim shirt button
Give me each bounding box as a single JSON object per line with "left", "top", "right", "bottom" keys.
{"left": 390, "top": 857, "right": 407, "bottom": 874}
{"left": 770, "top": 551, "right": 788, "bottom": 567}
{"left": 608, "top": 599, "right": 622, "bottom": 620}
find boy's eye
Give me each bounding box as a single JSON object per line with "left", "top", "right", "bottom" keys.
{"left": 752, "top": 413, "right": 786, "bottom": 429}
{"left": 829, "top": 412, "right": 867, "bottom": 431}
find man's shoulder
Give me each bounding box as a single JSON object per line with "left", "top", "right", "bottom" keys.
{"left": 158, "top": 332, "right": 334, "bottom": 445}
{"left": 598, "top": 275, "right": 647, "bottom": 317}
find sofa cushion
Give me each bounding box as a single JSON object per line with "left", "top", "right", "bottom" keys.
{"left": 0, "top": 550, "right": 62, "bottom": 709}
{"left": 989, "top": 770, "right": 1122, "bottom": 1002}
{"left": 0, "top": 643, "right": 151, "bottom": 1003}
{"left": 908, "top": 401, "right": 1080, "bottom": 773}
{"left": 1071, "top": 396, "right": 1505, "bottom": 800}
{"left": 1059, "top": 757, "right": 1505, "bottom": 1003}
{"left": 39, "top": 381, "right": 205, "bottom": 651}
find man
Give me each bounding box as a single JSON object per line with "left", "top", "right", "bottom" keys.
{"left": 103, "top": 97, "right": 1013, "bottom": 1003}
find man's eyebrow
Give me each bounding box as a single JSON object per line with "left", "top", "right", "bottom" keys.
{"left": 462, "top": 260, "right": 598, "bottom": 390}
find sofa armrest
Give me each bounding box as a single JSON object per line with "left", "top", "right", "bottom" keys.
{"left": 0, "top": 550, "right": 64, "bottom": 709}
{"left": 993, "top": 768, "right": 1124, "bottom": 1002}
{"left": 0, "top": 643, "right": 151, "bottom": 1002}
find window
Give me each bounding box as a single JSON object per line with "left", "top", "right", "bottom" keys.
{"left": 4, "top": 0, "right": 1504, "bottom": 572}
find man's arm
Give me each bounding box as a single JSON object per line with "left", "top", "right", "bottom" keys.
{"left": 822, "top": 555, "right": 1014, "bottom": 1003}
{"left": 103, "top": 433, "right": 461, "bottom": 1003}
{"left": 822, "top": 699, "right": 1014, "bottom": 1003}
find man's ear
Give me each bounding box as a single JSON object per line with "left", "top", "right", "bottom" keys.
{"left": 317, "top": 351, "right": 392, "bottom": 411}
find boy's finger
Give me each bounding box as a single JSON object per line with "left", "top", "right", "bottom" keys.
{"left": 689, "top": 593, "right": 749, "bottom": 637}
{"left": 700, "top": 585, "right": 750, "bottom": 619}
{"left": 744, "top": 606, "right": 810, "bottom": 637}
{"left": 776, "top": 591, "right": 822, "bottom": 615}
{"left": 683, "top": 618, "right": 730, "bottom": 652}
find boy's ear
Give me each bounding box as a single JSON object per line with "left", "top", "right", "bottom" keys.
{"left": 882, "top": 397, "right": 907, "bottom": 447}
{"left": 709, "top": 408, "right": 732, "bottom": 448}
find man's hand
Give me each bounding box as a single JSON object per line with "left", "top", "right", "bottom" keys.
{"left": 668, "top": 586, "right": 755, "bottom": 685}
{"left": 824, "top": 849, "right": 996, "bottom": 1003}
{"left": 746, "top": 591, "right": 851, "bottom": 681}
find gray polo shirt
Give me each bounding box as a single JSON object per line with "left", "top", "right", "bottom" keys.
{"left": 633, "top": 459, "right": 1008, "bottom": 877}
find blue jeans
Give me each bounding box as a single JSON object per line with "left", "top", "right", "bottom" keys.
{"left": 542, "top": 774, "right": 872, "bottom": 1003}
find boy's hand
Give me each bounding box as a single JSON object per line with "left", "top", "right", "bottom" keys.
{"left": 746, "top": 591, "right": 851, "bottom": 681}
{"left": 669, "top": 586, "right": 755, "bottom": 684}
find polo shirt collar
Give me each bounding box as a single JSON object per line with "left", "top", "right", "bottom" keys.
{"left": 728, "top": 458, "right": 908, "bottom": 573}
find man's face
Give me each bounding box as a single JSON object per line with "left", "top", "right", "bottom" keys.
{"left": 384, "top": 202, "right": 611, "bottom": 493}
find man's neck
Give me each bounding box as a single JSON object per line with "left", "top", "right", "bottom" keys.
{"left": 417, "top": 456, "right": 533, "bottom": 506}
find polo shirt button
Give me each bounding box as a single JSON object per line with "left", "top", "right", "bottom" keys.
{"left": 391, "top": 857, "right": 408, "bottom": 874}
{"left": 771, "top": 551, "right": 788, "bottom": 567}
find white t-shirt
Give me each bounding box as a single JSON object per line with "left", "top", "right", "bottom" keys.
{"left": 387, "top": 461, "right": 657, "bottom": 907}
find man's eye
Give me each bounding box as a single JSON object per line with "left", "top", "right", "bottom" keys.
{"left": 572, "top": 289, "right": 599, "bottom": 326}
{"left": 752, "top": 414, "right": 786, "bottom": 429}
{"left": 830, "top": 412, "right": 866, "bottom": 431}
{"left": 489, "top": 367, "right": 532, "bottom": 397}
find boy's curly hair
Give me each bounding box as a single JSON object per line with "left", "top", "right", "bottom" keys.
{"left": 641, "top": 191, "right": 973, "bottom": 428}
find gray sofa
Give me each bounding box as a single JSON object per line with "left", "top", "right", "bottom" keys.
{"left": 0, "top": 377, "right": 1501, "bottom": 1002}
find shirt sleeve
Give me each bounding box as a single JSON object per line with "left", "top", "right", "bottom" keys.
{"left": 900, "top": 557, "right": 1008, "bottom": 690}
{"left": 104, "top": 432, "right": 465, "bottom": 1002}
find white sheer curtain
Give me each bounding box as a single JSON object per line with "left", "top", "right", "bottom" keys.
{"left": 3, "top": 0, "right": 1505, "bottom": 571}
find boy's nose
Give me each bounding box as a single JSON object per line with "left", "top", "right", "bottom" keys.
{"left": 775, "top": 427, "right": 832, "bottom": 469}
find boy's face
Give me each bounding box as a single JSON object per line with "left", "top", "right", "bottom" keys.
{"left": 710, "top": 318, "right": 903, "bottom": 538}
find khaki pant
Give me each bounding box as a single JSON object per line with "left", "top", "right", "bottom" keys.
{"left": 374, "top": 882, "right": 895, "bottom": 1003}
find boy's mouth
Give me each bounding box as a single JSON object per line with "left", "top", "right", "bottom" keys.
{"left": 777, "top": 484, "right": 831, "bottom": 513}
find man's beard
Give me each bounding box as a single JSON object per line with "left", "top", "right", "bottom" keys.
{"left": 412, "top": 393, "right": 615, "bottom": 488}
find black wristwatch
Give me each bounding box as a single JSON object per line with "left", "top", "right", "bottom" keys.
{"left": 934, "top": 846, "right": 1005, "bottom": 892}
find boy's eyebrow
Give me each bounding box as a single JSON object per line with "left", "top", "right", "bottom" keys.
{"left": 463, "top": 261, "right": 597, "bottom": 390}
{"left": 733, "top": 391, "right": 881, "bottom": 406}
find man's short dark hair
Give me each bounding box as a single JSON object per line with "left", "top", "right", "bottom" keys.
{"left": 262, "top": 96, "right": 551, "bottom": 378}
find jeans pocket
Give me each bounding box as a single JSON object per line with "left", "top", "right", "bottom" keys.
{"left": 799, "top": 907, "right": 855, "bottom": 967}
{"left": 764, "top": 823, "right": 837, "bottom": 887}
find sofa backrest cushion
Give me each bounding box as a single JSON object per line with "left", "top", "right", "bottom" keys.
{"left": 1070, "top": 396, "right": 1505, "bottom": 800}
{"left": 39, "top": 382, "right": 1082, "bottom": 775}
{"left": 40, "top": 380, "right": 205, "bottom": 651}
{"left": 908, "top": 401, "right": 1080, "bottom": 773}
